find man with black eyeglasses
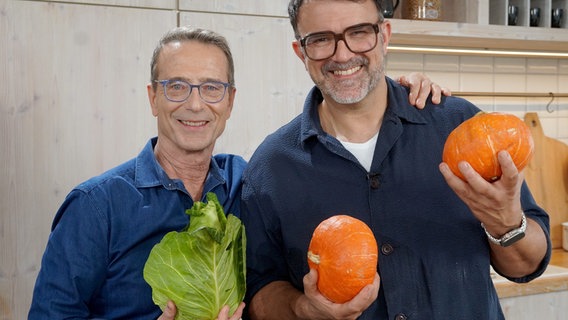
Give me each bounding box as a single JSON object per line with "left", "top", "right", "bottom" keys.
{"left": 241, "top": 1, "right": 551, "bottom": 319}
{"left": 28, "top": 24, "right": 446, "bottom": 320}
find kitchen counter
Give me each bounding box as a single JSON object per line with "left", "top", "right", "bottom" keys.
{"left": 493, "top": 249, "right": 568, "bottom": 298}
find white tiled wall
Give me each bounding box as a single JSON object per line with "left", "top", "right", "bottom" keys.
{"left": 387, "top": 54, "right": 568, "bottom": 144}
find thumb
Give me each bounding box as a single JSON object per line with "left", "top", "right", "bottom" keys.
{"left": 303, "top": 268, "right": 319, "bottom": 291}
{"left": 157, "top": 300, "right": 177, "bottom": 320}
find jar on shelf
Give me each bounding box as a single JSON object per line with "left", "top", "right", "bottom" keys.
{"left": 402, "top": 0, "right": 442, "bottom": 21}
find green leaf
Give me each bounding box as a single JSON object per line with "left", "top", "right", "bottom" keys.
{"left": 143, "top": 193, "right": 246, "bottom": 320}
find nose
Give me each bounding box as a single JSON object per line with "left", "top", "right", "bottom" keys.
{"left": 183, "top": 87, "right": 204, "bottom": 111}
{"left": 332, "top": 39, "right": 355, "bottom": 62}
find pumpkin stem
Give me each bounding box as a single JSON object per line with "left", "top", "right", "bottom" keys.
{"left": 307, "top": 251, "right": 320, "bottom": 265}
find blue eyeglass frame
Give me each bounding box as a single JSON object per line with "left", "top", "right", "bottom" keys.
{"left": 154, "top": 79, "right": 231, "bottom": 103}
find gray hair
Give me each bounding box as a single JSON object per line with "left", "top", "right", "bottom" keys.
{"left": 150, "top": 26, "right": 235, "bottom": 88}
{"left": 288, "top": 0, "right": 384, "bottom": 39}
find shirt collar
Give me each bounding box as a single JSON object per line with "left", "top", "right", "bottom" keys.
{"left": 133, "top": 137, "right": 225, "bottom": 192}
{"left": 134, "top": 137, "right": 163, "bottom": 188}
{"left": 300, "top": 77, "right": 428, "bottom": 143}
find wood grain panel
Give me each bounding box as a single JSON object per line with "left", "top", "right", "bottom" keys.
{"left": 179, "top": 0, "right": 289, "bottom": 16}
{"left": 524, "top": 112, "right": 568, "bottom": 248}
{"left": 44, "top": 0, "right": 177, "bottom": 9}
{"left": 0, "top": 1, "right": 176, "bottom": 318}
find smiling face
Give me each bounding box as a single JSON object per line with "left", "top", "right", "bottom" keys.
{"left": 292, "top": 0, "right": 390, "bottom": 105}
{"left": 147, "top": 40, "right": 236, "bottom": 157}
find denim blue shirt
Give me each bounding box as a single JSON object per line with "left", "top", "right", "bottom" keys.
{"left": 241, "top": 78, "right": 551, "bottom": 320}
{"left": 29, "top": 137, "right": 247, "bottom": 319}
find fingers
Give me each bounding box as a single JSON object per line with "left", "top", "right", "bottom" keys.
{"left": 157, "top": 300, "right": 177, "bottom": 320}
{"left": 497, "top": 150, "right": 521, "bottom": 186}
{"left": 429, "top": 82, "right": 442, "bottom": 105}
{"left": 456, "top": 161, "right": 491, "bottom": 192}
{"left": 216, "top": 302, "right": 246, "bottom": 320}
{"left": 343, "top": 273, "right": 380, "bottom": 318}
{"left": 397, "top": 72, "right": 450, "bottom": 108}
{"left": 441, "top": 86, "right": 452, "bottom": 97}
{"left": 396, "top": 74, "right": 420, "bottom": 107}
{"left": 440, "top": 153, "right": 524, "bottom": 229}
{"left": 300, "top": 268, "right": 378, "bottom": 320}
{"left": 439, "top": 162, "right": 466, "bottom": 190}
{"left": 161, "top": 301, "right": 244, "bottom": 320}
{"left": 430, "top": 84, "right": 452, "bottom": 104}
{"left": 439, "top": 160, "right": 489, "bottom": 205}
{"left": 230, "top": 302, "right": 246, "bottom": 320}
{"left": 302, "top": 268, "right": 319, "bottom": 296}
{"left": 216, "top": 305, "right": 230, "bottom": 320}
{"left": 406, "top": 73, "right": 426, "bottom": 108}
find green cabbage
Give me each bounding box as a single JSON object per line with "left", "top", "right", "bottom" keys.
{"left": 143, "top": 192, "right": 246, "bottom": 320}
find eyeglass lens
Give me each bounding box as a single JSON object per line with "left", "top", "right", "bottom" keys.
{"left": 302, "top": 23, "right": 379, "bottom": 61}
{"left": 163, "top": 80, "right": 227, "bottom": 103}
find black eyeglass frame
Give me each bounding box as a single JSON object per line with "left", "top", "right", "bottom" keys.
{"left": 154, "top": 79, "right": 231, "bottom": 104}
{"left": 298, "top": 22, "right": 382, "bottom": 61}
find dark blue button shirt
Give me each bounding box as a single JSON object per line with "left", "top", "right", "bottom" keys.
{"left": 29, "top": 137, "right": 247, "bottom": 319}
{"left": 241, "top": 78, "right": 551, "bottom": 320}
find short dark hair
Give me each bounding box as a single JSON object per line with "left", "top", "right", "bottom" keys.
{"left": 288, "top": 0, "right": 384, "bottom": 39}
{"left": 150, "top": 26, "right": 235, "bottom": 88}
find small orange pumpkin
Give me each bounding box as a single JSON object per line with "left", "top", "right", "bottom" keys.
{"left": 307, "top": 215, "right": 378, "bottom": 303}
{"left": 442, "top": 112, "right": 534, "bottom": 182}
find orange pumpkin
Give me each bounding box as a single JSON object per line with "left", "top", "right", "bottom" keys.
{"left": 307, "top": 215, "right": 378, "bottom": 303}
{"left": 442, "top": 112, "right": 534, "bottom": 182}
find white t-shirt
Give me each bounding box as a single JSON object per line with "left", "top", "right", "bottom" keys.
{"left": 339, "top": 131, "right": 378, "bottom": 172}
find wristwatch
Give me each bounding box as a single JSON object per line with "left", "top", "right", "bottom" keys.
{"left": 481, "top": 211, "right": 527, "bottom": 247}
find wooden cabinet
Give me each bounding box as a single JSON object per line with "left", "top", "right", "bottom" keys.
{"left": 390, "top": 0, "right": 568, "bottom": 52}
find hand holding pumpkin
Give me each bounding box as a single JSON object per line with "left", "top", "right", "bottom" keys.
{"left": 307, "top": 215, "right": 378, "bottom": 303}
{"left": 302, "top": 268, "right": 380, "bottom": 320}
{"left": 440, "top": 111, "right": 531, "bottom": 237}
{"left": 440, "top": 149, "right": 526, "bottom": 239}
{"left": 298, "top": 215, "right": 380, "bottom": 319}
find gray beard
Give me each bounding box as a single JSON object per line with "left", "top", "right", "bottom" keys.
{"left": 315, "top": 60, "right": 384, "bottom": 105}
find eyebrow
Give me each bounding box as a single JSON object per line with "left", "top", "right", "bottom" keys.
{"left": 165, "top": 76, "right": 227, "bottom": 83}
{"left": 303, "top": 21, "right": 378, "bottom": 38}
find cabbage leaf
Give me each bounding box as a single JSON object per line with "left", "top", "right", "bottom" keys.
{"left": 143, "top": 192, "right": 246, "bottom": 320}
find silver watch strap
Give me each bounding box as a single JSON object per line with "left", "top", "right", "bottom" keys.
{"left": 481, "top": 211, "right": 527, "bottom": 245}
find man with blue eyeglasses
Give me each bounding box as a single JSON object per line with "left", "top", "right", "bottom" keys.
{"left": 28, "top": 25, "right": 448, "bottom": 320}
{"left": 29, "top": 26, "right": 246, "bottom": 320}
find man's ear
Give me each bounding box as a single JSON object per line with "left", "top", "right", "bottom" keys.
{"left": 381, "top": 20, "right": 392, "bottom": 55}
{"left": 225, "top": 86, "right": 237, "bottom": 119}
{"left": 147, "top": 83, "right": 159, "bottom": 117}
{"left": 292, "top": 40, "right": 306, "bottom": 61}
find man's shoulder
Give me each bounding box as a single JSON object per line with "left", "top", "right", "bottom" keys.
{"left": 252, "top": 116, "right": 303, "bottom": 158}
{"left": 212, "top": 153, "right": 248, "bottom": 171}
{"left": 74, "top": 158, "right": 137, "bottom": 194}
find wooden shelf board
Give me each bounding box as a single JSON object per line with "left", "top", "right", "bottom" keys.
{"left": 390, "top": 19, "right": 568, "bottom": 52}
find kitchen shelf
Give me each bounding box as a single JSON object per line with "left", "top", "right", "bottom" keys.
{"left": 390, "top": 18, "right": 568, "bottom": 52}
{"left": 389, "top": 0, "right": 568, "bottom": 53}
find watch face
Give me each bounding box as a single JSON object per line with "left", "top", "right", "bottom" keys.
{"left": 501, "top": 232, "right": 525, "bottom": 247}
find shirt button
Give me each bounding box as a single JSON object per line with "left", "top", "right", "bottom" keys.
{"left": 381, "top": 243, "right": 394, "bottom": 255}
{"left": 395, "top": 313, "right": 407, "bottom": 320}
{"left": 370, "top": 176, "right": 380, "bottom": 189}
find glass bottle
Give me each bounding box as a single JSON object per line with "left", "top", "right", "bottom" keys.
{"left": 402, "top": 0, "right": 442, "bottom": 21}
